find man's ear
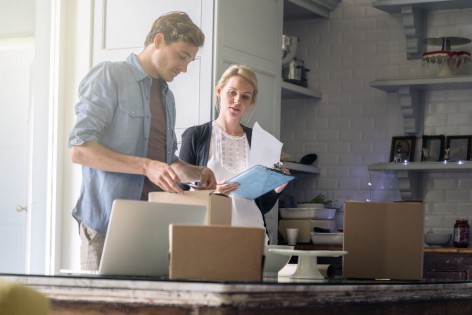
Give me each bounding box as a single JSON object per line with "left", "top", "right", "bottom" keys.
{"left": 154, "top": 33, "right": 165, "bottom": 48}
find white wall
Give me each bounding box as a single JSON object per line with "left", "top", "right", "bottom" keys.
{"left": 281, "top": 0, "right": 472, "bottom": 235}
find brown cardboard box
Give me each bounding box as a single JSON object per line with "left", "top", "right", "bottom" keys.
{"left": 149, "top": 190, "right": 231, "bottom": 225}
{"left": 342, "top": 201, "right": 424, "bottom": 280}
{"left": 169, "top": 225, "right": 265, "bottom": 282}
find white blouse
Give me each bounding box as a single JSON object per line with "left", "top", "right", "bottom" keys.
{"left": 207, "top": 121, "right": 268, "bottom": 244}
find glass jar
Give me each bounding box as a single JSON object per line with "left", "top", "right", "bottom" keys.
{"left": 453, "top": 219, "right": 470, "bottom": 248}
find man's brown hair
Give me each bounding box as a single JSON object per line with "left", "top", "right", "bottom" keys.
{"left": 144, "top": 11, "right": 205, "bottom": 47}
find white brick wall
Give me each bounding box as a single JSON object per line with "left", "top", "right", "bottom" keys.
{"left": 280, "top": 0, "right": 472, "bottom": 235}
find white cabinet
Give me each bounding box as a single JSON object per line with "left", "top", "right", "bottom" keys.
{"left": 214, "top": 0, "right": 283, "bottom": 138}
{"left": 89, "top": 0, "right": 284, "bottom": 245}
{"left": 91, "top": 0, "right": 284, "bottom": 139}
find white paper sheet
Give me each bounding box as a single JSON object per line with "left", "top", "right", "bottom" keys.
{"left": 249, "top": 122, "right": 283, "bottom": 168}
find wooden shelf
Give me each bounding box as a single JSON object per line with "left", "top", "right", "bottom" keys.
{"left": 283, "top": 161, "right": 320, "bottom": 174}
{"left": 281, "top": 81, "right": 322, "bottom": 99}
{"left": 284, "top": 0, "right": 341, "bottom": 20}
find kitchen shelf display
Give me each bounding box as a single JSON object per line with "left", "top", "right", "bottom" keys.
{"left": 370, "top": 75, "right": 472, "bottom": 135}
{"left": 368, "top": 161, "right": 472, "bottom": 200}
{"left": 372, "top": 0, "right": 472, "bottom": 59}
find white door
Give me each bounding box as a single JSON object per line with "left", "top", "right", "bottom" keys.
{"left": 0, "top": 38, "right": 34, "bottom": 273}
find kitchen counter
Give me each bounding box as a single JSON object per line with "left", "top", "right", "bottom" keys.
{"left": 3, "top": 273, "right": 472, "bottom": 314}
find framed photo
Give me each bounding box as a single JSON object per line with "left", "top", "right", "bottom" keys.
{"left": 445, "top": 135, "right": 472, "bottom": 161}
{"left": 390, "top": 136, "right": 416, "bottom": 163}
{"left": 421, "top": 135, "right": 445, "bottom": 162}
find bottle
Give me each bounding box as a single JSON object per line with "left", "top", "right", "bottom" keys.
{"left": 453, "top": 219, "right": 469, "bottom": 248}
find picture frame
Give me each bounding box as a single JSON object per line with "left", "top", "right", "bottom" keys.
{"left": 445, "top": 135, "right": 472, "bottom": 161}
{"left": 390, "top": 136, "right": 416, "bottom": 163}
{"left": 421, "top": 135, "right": 445, "bottom": 162}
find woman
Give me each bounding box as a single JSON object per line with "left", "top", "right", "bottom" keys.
{"left": 179, "top": 64, "right": 288, "bottom": 244}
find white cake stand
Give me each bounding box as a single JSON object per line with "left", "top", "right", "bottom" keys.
{"left": 268, "top": 249, "right": 347, "bottom": 280}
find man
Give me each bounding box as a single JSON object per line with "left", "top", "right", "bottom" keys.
{"left": 69, "top": 11, "right": 216, "bottom": 270}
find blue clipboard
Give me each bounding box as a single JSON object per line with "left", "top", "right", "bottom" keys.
{"left": 227, "top": 165, "right": 294, "bottom": 200}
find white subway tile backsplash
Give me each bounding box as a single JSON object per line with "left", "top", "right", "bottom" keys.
{"left": 340, "top": 153, "right": 362, "bottom": 166}
{"left": 459, "top": 179, "right": 472, "bottom": 189}
{"left": 446, "top": 190, "right": 471, "bottom": 202}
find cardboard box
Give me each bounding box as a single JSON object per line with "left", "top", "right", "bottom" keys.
{"left": 149, "top": 190, "right": 231, "bottom": 225}
{"left": 169, "top": 225, "right": 265, "bottom": 282}
{"left": 342, "top": 201, "right": 424, "bottom": 280}
{"left": 279, "top": 219, "right": 337, "bottom": 243}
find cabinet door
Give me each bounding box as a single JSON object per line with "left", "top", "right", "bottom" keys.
{"left": 214, "top": 0, "right": 283, "bottom": 138}
{"left": 214, "top": 0, "right": 283, "bottom": 244}
{"left": 91, "top": 0, "right": 213, "bottom": 146}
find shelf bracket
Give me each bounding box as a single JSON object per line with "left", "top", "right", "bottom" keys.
{"left": 400, "top": 5, "right": 426, "bottom": 59}
{"left": 396, "top": 170, "right": 421, "bottom": 200}
{"left": 398, "top": 86, "right": 423, "bottom": 135}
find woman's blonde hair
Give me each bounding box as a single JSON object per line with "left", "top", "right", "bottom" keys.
{"left": 144, "top": 11, "right": 205, "bottom": 47}
{"left": 215, "top": 65, "right": 258, "bottom": 124}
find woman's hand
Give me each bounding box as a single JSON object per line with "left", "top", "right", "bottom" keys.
{"left": 215, "top": 180, "right": 240, "bottom": 196}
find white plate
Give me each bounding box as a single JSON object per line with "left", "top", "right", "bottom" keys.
{"left": 269, "top": 248, "right": 347, "bottom": 257}
{"left": 310, "top": 232, "right": 343, "bottom": 245}
{"left": 280, "top": 208, "right": 336, "bottom": 220}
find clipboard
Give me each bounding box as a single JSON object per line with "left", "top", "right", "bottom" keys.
{"left": 227, "top": 165, "right": 294, "bottom": 200}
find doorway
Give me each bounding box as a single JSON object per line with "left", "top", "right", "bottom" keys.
{"left": 0, "top": 37, "right": 35, "bottom": 273}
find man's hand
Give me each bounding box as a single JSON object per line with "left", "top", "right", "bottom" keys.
{"left": 145, "top": 160, "right": 184, "bottom": 193}
{"left": 197, "top": 167, "right": 217, "bottom": 190}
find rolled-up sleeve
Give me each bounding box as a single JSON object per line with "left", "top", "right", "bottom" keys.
{"left": 69, "top": 62, "right": 118, "bottom": 147}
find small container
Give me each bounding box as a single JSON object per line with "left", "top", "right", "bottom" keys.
{"left": 453, "top": 219, "right": 470, "bottom": 248}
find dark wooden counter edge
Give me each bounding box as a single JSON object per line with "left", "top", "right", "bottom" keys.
{"left": 4, "top": 274, "right": 472, "bottom": 309}
{"left": 296, "top": 244, "right": 472, "bottom": 254}
{"left": 424, "top": 247, "right": 472, "bottom": 254}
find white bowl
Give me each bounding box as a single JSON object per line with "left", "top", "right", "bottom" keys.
{"left": 297, "top": 203, "right": 325, "bottom": 208}
{"left": 280, "top": 208, "right": 336, "bottom": 220}
{"left": 310, "top": 232, "right": 343, "bottom": 245}
{"left": 263, "top": 245, "right": 294, "bottom": 278}
{"left": 424, "top": 233, "right": 451, "bottom": 247}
